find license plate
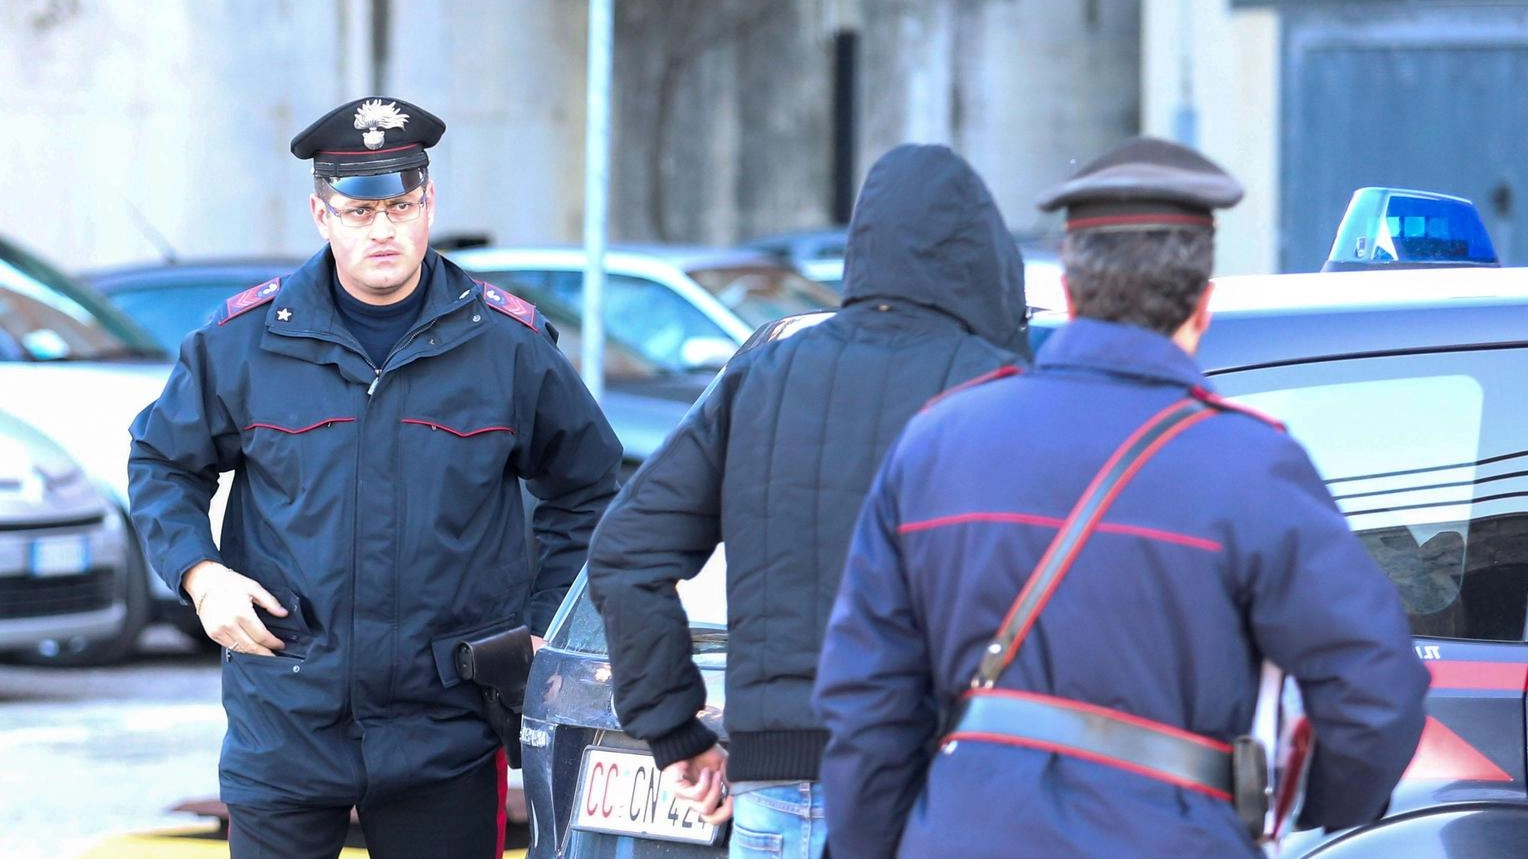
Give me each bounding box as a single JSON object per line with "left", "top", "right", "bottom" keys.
{"left": 30, "top": 535, "right": 89, "bottom": 577}
{"left": 571, "top": 747, "right": 722, "bottom": 845}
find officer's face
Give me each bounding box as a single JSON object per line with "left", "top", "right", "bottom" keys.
{"left": 311, "top": 181, "right": 436, "bottom": 305}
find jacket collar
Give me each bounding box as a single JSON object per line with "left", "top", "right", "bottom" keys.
{"left": 1034, "top": 317, "right": 1210, "bottom": 391}
{"left": 261, "top": 247, "right": 481, "bottom": 381}
{"left": 273, "top": 247, "right": 464, "bottom": 333}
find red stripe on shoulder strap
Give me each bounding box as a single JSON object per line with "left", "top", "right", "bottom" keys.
{"left": 1189, "top": 386, "right": 1285, "bottom": 431}
{"left": 218, "top": 278, "right": 281, "bottom": 325}
{"left": 473, "top": 279, "right": 539, "bottom": 332}
{"left": 921, "top": 364, "right": 1023, "bottom": 413}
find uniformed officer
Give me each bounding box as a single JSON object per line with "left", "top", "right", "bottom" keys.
{"left": 812, "top": 137, "right": 1429, "bottom": 858}
{"left": 128, "top": 97, "right": 623, "bottom": 859}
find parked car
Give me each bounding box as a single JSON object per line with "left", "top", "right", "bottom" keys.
{"left": 741, "top": 226, "right": 1068, "bottom": 311}
{"left": 0, "top": 233, "right": 179, "bottom": 664}
{"left": 447, "top": 246, "right": 840, "bottom": 373}
{"left": 0, "top": 408, "right": 133, "bottom": 655}
{"left": 84, "top": 258, "right": 305, "bottom": 353}
{"left": 519, "top": 262, "right": 1528, "bottom": 857}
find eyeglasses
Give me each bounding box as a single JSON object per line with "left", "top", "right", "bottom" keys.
{"left": 323, "top": 192, "right": 429, "bottom": 228}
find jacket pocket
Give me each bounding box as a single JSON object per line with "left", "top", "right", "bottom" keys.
{"left": 399, "top": 415, "right": 520, "bottom": 520}
{"left": 242, "top": 415, "right": 357, "bottom": 492}
{"left": 430, "top": 615, "right": 522, "bottom": 689}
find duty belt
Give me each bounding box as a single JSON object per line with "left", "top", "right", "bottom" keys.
{"left": 944, "top": 688, "right": 1234, "bottom": 802}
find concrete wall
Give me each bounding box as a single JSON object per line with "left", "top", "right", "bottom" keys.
{"left": 1, "top": 0, "right": 1141, "bottom": 271}
{"left": 861, "top": 0, "right": 1142, "bottom": 239}
{"left": 1142, "top": 0, "right": 1280, "bottom": 275}
{"left": 0, "top": 0, "right": 586, "bottom": 269}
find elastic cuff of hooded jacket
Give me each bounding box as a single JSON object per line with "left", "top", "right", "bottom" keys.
{"left": 647, "top": 718, "right": 720, "bottom": 771}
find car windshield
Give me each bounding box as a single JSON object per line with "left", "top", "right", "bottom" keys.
{"left": 99, "top": 277, "right": 275, "bottom": 353}
{"left": 685, "top": 265, "right": 840, "bottom": 328}
{"left": 536, "top": 302, "right": 668, "bottom": 383}
{"left": 468, "top": 269, "right": 735, "bottom": 373}
{"left": 0, "top": 237, "right": 165, "bottom": 362}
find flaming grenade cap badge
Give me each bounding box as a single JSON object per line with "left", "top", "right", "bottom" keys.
{"left": 353, "top": 99, "right": 410, "bottom": 150}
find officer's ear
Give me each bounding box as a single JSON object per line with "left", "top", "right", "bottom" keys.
{"left": 1191, "top": 281, "right": 1214, "bottom": 334}
{"left": 310, "top": 193, "right": 333, "bottom": 242}
{"left": 1062, "top": 274, "right": 1076, "bottom": 320}
{"left": 424, "top": 180, "right": 437, "bottom": 230}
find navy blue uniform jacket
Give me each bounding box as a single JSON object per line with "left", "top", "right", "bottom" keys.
{"left": 813, "top": 319, "right": 1429, "bottom": 858}
{"left": 128, "top": 248, "right": 621, "bottom": 806}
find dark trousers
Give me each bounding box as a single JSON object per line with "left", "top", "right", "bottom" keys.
{"left": 228, "top": 749, "right": 506, "bottom": 859}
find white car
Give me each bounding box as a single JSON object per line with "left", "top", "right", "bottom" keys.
{"left": 448, "top": 245, "right": 840, "bottom": 372}
{"left": 0, "top": 235, "right": 185, "bottom": 663}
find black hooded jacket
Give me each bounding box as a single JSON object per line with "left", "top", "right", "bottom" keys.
{"left": 586, "top": 144, "right": 1029, "bottom": 781}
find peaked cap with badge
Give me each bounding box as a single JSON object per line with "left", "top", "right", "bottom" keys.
{"left": 1036, "top": 136, "right": 1243, "bottom": 233}
{"left": 291, "top": 97, "right": 446, "bottom": 200}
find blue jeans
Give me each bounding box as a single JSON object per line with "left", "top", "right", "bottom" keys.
{"left": 728, "top": 781, "right": 826, "bottom": 859}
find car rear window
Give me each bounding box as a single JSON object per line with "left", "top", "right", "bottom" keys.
{"left": 1216, "top": 347, "right": 1528, "bottom": 642}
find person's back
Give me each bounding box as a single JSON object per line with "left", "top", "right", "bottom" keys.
{"left": 813, "top": 138, "right": 1430, "bottom": 859}
{"left": 586, "top": 143, "right": 1028, "bottom": 858}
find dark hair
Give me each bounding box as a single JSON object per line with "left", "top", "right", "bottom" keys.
{"left": 1061, "top": 228, "right": 1213, "bottom": 335}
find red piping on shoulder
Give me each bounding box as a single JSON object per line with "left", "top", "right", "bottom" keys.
{"left": 921, "top": 365, "right": 1023, "bottom": 413}
{"left": 1189, "top": 386, "right": 1286, "bottom": 431}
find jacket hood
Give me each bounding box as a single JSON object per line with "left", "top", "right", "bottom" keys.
{"left": 840, "top": 144, "right": 1028, "bottom": 352}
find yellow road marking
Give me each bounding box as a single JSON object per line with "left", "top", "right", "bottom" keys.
{"left": 77, "top": 829, "right": 526, "bottom": 859}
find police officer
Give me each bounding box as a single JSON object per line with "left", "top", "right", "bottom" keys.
{"left": 812, "top": 137, "right": 1429, "bottom": 858}
{"left": 128, "top": 97, "right": 622, "bottom": 859}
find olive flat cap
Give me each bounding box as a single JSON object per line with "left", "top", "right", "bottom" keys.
{"left": 291, "top": 97, "right": 446, "bottom": 200}
{"left": 1036, "top": 136, "right": 1243, "bottom": 233}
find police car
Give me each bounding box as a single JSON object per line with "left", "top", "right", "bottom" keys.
{"left": 516, "top": 188, "right": 1528, "bottom": 858}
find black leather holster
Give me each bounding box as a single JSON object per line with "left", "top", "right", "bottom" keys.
{"left": 455, "top": 625, "right": 535, "bottom": 768}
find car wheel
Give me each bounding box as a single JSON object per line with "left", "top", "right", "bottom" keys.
{"left": 16, "top": 542, "right": 151, "bottom": 667}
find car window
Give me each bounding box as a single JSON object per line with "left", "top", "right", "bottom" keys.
{"left": 550, "top": 548, "right": 727, "bottom": 655}
{"left": 0, "top": 241, "right": 163, "bottom": 361}
{"left": 106, "top": 283, "right": 246, "bottom": 352}
{"left": 685, "top": 265, "right": 840, "bottom": 329}
{"left": 475, "top": 269, "right": 737, "bottom": 373}
{"left": 1215, "top": 348, "right": 1528, "bottom": 642}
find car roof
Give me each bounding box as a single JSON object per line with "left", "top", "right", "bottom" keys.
{"left": 83, "top": 258, "right": 304, "bottom": 292}
{"left": 1030, "top": 266, "right": 1528, "bottom": 373}
{"left": 448, "top": 244, "right": 783, "bottom": 273}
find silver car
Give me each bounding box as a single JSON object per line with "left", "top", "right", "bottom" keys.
{"left": 0, "top": 409, "right": 131, "bottom": 654}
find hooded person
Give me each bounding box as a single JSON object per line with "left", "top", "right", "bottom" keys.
{"left": 585, "top": 143, "right": 1030, "bottom": 859}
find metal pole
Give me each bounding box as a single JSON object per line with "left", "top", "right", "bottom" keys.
{"left": 581, "top": 0, "right": 613, "bottom": 403}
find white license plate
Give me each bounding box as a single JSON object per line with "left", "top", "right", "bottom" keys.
{"left": 30, "top": 535, "right": 89, "bottom": 577}
{"left": 571, "top": 747, "right": 721, "bottom": 845}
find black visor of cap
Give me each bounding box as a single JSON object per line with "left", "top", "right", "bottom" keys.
{"left": 321, "top": 168, "right": 427, "bottom": 201}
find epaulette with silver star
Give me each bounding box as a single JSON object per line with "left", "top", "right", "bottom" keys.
{"left": 474, "top": 280, "right": 539, "bottom": 332}
{"left": 217, "top": 278, "right": 281, "bottom": 325}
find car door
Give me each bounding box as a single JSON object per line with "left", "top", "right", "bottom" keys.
{"left": 1213, "top": 346, "right": 1528, "bottom": 839}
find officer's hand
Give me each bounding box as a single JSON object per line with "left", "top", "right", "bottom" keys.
{"left": 183, "top": 560, "right": 288, "bottom": 657}
{"left": 667, "top": 744, "right": 732, "bottom": 825}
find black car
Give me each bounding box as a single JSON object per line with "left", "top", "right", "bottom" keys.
{"left": 520, "top": 265, "right": 1528, "bottom": 858}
